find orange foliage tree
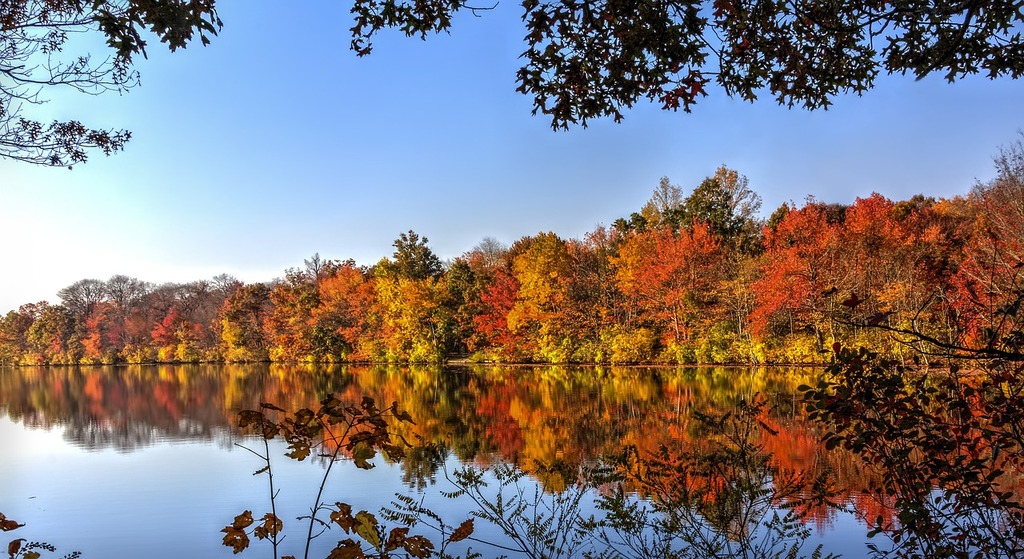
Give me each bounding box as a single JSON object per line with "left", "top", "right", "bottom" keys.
{"left": 613, "top": 222, "right": 725, "bottom": 361}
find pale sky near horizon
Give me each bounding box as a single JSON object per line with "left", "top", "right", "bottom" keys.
{"left": 1, "top": 0, "right": 1022, "bottom": 314}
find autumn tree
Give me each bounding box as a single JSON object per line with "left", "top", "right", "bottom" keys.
{"left": 264, "top": 258, "right": 343, "bottom": 362}
{"left": 472, "top": 267, "right": 521, "bottom": 357}
{"left": 466, "top": 236, "right": 508, "bottom": 273}
{"left": 372, "top": 266, "right": 454, "bottom": 362}
{"left": 564, "top": 227, "right": 625, "bottom": 360}
{"left": 57, "top": 278, "right": 107, "bottom": 320}
{"left": 453, "top": 237, "right": 510, "bottom": 353}
{"left": 301, "top": 252, "right": 341, "bottom": 286}
{"left": 141, "top": 278, "right": 230, "bottom": 362}
{"left": 952, "top": 136, "right": 1024, "bottom": 352}
{"left": 218, "top": 282, "right": 272, "bottom": 362}
{"left": 639, "top": 176, "right": 684, "bottom": 227}
{"left": 750, "top": 200, "right": 846, "bottom": 361}
{"left": 312, "top": 262, "right": 375, "bottom": 360}
{"left": 800, "top": 142, "right": 1024, "bottom": 559}
{"left": 612, "top": 222, "right": 726, "bottom": 361}
{"left": 150, "top": 306, "right": 199, "bottom": 362}
{"left": 101, "top": 274, "right": 151, "bottom": 357}
{"left": 81, "top": 302, "right": 124, "bottom": 363}
{"left": 506, "top": 232, "right": 576, "bottom": 361}
{"left": 0, "top": 304, "right": 37, "bottom": 364}
{"left": 372, "top": 232, "right": 453, "bottom": 361}
{"left": 177, "top": 279, "right": 231, "bottom": 350}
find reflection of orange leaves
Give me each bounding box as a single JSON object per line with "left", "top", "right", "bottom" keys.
{"left": 152, "top": 381, "right": 180, "bottom": 420}
{"left": 84, "top": 373, "right": 104, "bottom": 405}
{"left": 477, "top": 387, "right": 525, "bottom": 458}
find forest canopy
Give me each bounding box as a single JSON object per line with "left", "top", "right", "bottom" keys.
{"left": 2, "top": 0, "right": 1022, "bottom": 165}
{"left": 2, "top": 138, "right": 1023, "bottom": 366}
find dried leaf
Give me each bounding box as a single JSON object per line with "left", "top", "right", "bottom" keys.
{"left": 221, "top": 526, "right": 250, "bottom": 553}
{"left": 449, "top": 518, "right": 474, "bottom": 542}
{"left": 352, "top": 442, "right": 376, "bottom": 469}
{"left": 286, "top": 441, "right": 311, "bottom": 461}
{"left": 385, "top": 526, "right": 408, "bottom": 551}
{"left": 402, "top": 535, "right": 435, "bottom": 558}
{"left": 231, "top": 510, "right": 254, "bottom": 530}
{"left": 331, "top": 502, "right": 357, "bottom": 532}
{"left": 0, "top": 513, "right": 24, "bottom": 531}
{"left": 327, "top": 539, "right": 366, "bottom": 559}
{"left": 355, "top": 510, "right": 380, "bottom": 548}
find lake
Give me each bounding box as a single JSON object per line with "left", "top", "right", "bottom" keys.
{"left": 0, "top": 364, "right": 877, "bottom": 558}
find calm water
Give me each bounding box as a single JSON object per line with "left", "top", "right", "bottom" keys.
{"left": 0, "top": 364, "right": 875, "bottom": 558}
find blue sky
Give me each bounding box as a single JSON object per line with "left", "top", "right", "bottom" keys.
{"left": 1, "top": 0, "right": 1022, "bottom": 313}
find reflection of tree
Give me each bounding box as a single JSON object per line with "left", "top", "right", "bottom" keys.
{"left": 589, "top": 398, "right": 839, "bottom": 559}
{"left": 0, "top": 365, "right": 265, "bottom": 451}
{"left": 0, "top": 364, "right": 878, "bottom": 528}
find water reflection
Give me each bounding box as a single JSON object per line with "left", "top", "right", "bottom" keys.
{"left": 0, "top": 364, "right": 817, "bottom": 451}
{"left": 0, "top": 364, "right": 879, "bottom": 529}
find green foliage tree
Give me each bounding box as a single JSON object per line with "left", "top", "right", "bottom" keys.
{"left": 383, "top": 230, "right": 444, "bottom": 281}
{"left": 672, "top": 166, "right": 762, "bottom": 253}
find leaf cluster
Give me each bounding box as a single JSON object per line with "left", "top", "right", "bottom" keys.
{"left": 228, "top": 396, "right": 465, "bottom": 559}
{"left": 802, "top": 343, "right": 1024, "bottom": 558}
{"left": 346, "top": 0, "right": 1024, "bottom": 128}
{"left": 1, "top": 0, "right": 220, "bottom": 166}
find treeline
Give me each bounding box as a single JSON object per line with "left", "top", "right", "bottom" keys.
{"left": 2, "top": 144, "right": 1022, "bottom": 366}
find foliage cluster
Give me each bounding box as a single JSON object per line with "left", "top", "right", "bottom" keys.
{"left": 804, "top": 345, "right": 1024, "bottom": 559}
{"left": 4, "top": 0, "right": 1022, "bottom": 166}
{"left": 1, "top": 0, "right": 220, "bottom": 166}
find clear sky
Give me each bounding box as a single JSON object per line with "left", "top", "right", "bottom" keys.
{"left": 1, "top": 0, "right": 1022, "bottom": 313}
